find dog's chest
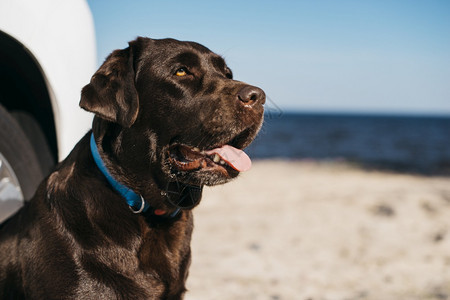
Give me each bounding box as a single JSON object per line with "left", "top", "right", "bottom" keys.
{"left": 72, "top": 216, "right": 193, "bottom": 299}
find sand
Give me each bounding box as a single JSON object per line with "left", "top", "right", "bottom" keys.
{"left": 185, "top": 160, "right": 450, "bottom": 300}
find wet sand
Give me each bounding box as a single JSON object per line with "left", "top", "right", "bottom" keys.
{"left": 186, "top": 160, "right": 450, "bottom": 300}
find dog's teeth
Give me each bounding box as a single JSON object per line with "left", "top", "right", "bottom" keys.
{"left": 220, "top": 160, "right": 225, "bottom": 165}
{"left": 193, "top": 147, "right": 200, "bottom": 152}
{"left": 213, "top": 154, "right": 220, "bottom": 163}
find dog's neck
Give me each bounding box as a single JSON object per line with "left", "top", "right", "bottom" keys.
{"left": 90, "top": 132, "right": 181, "bottom": 218}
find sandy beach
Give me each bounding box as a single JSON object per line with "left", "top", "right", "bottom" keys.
{"left": 185, "top": 160, "right": 450, "bottom": 300}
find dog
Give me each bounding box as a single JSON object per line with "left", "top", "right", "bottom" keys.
{"left": 0, "top": 37, "right": 265, "bottom": 299}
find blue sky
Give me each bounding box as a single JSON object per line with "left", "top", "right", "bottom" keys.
{"left": 87, "top": 0, "right": 450, "bottom": 115}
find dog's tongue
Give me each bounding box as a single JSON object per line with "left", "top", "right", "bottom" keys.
{"left": 205, "top": 145, "right": 252, "bottom": 172}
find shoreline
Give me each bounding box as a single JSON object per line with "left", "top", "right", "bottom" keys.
{"left": 250, "top": 157, "right": 450, "bottom": 177}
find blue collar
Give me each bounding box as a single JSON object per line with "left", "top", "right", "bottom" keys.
{"left": 90, "top": 133, "right": 180, "bottom": 217}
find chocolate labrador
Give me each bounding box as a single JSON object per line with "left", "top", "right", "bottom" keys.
{"left": 0, "top": 37, "right": 265, "bottom": 299}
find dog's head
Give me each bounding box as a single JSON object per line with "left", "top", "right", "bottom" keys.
{"left": 80, "top": 37, "right": 264, "bottom": 207}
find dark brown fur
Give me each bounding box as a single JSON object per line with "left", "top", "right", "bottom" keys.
{"left": 0, "top": 37, "right": 264, "bottom": 299}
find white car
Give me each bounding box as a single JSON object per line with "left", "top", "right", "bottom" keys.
{"left": 0, "top": 0, "right": 97, "bottom": 222}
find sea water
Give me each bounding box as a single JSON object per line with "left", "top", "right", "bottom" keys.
{"left": 246, "top": 112, "right": 450, "bottom": 175}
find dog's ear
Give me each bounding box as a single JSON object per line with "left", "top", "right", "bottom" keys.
{"left": 80, "top": 45, "right": 139, "bottom": 128}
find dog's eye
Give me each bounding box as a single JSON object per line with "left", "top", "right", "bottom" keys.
{"left": 175, "top": 68, "right": 188, "bottom": 77}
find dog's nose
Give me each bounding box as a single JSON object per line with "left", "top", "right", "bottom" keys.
{"left": 237, "top": 86, "right": 266, "bottom": 106}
